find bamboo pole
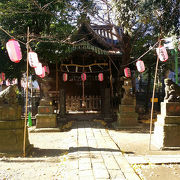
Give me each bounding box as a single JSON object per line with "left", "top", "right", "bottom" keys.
{"left": 109, "top": 59, "right": 114, "bottom": 98}
{"left": 174, "top": 48, "right": 178, "bottom": 84}
{"left": 149, "top": 39, "right": 161, "bottom": 150}
{"left": 23, "top": 27, "right": 30, "bottom": 157}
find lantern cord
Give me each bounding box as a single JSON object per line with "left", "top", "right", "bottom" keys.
{"left": 23, "top": 27, "right": 30, "bottom": 157}
{"left": 149, "top": 39, "right": 162, "bottom": 151}
{"left": 0, "top": 26, "right": 14, "bottom": 39}
{"left": 120, "top": 40, "right": 160, "bottom": 68}
{"left": 0, "top": 26, "right": 26, "bottom": 45}
{"left": 108, "top": 55, "right": 119, "bottom": 72}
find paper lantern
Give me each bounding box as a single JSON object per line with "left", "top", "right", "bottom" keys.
{"left": 6, "top": 39, "right": 22, "bottom": 63}
{"left": 156, "top": 46, "right": 168, "bottom": 62}
{"left": 136, "top": 60, "right": 145, "bottom": 72}
{"left": 124, "top": 67, "right": 131, "bottom": 78}
{"left": 0, "top": 72, "right": 5, "bottom": 82}
{"left": 34, "top": 63, "right": 43, "bottom": 76}
{"left": 38, "top": 66, "right": 45, "bottom": 78}
{"left": 98, "top": 73, "right": 104, "bottom": 81}
{"left": 63, "top": 73, "right": 68, "bottom": 82}
{"left": 6, "top": 79, "right": 10, "bottom": 86}
{"left": 12, "top": 78, "right": 17, "bottom": 85}
{"left": 44, "top": 66, "right": 50, "bottom": 74}
{"left": 28, "top": 51, "right": 39, "bottom": 68}
{"left": 81, "top": 73, "right": 86, "bottom": 81}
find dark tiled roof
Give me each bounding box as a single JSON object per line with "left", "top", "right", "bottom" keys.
{"left": 76, "top": 22, "right": 122, "bottom": 53}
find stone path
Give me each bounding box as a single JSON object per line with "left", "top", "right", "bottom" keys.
{"left": 124, "top": 155, "right": 180, "bottom": 165}
{"left": 0, "top": 120, "right": 140, "bottom": 180}
{"left": 64, "top": 121, "right": 140, "bottom": 180}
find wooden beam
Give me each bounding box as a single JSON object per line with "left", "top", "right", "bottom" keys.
{"left": 61, "top": 63, "right": 108, "bottom": 68}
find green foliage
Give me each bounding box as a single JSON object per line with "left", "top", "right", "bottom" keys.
{"left": 142, "top": 0, "right": 180, "bottom": 36}
{"left": 0, "top": 0, "right": 94, "bottom": 79}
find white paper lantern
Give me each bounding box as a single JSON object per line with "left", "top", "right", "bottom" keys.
{"left": 28, "top": 51, "right": 39, "bottom": 68}
{"left": 136, "top": 60, "right": 145, "bottom": 72}
{"left": 34, "top": 63, "right": 43, "bottom": 76}
{"left": 156, "top": 46, "right": 168, "bottom": 62}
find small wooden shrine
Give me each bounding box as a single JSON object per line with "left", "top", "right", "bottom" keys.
{"left": 40, "top": 22, "right": 123, "bottom": 121}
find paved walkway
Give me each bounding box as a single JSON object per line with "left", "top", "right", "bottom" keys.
{"left": 1, "top": 120, "right": 180, "bottom": 179}
{"left": 64, "top": 120, "right": 140, "bottom": 180}
{"left": 0, "top": 120, "right": 140, "bottom": 180}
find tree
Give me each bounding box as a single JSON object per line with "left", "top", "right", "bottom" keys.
{"left": 86, "top": 0, "right": 179, "bottom": 73}
{"left": 0, "top": 0, "right": 95, "bottom": 78}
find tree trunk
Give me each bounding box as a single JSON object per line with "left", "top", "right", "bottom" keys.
{"left": 17, "top": 77, "right": 21, "bottom": 92}
{"left": 119, "top": 33, "right": 132, "bottom": 75}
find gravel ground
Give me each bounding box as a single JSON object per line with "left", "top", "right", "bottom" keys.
{"left": 0, "top": 132, "right": 69, "bottom": 180}
{"left": 139, "top": 164, "right": 180, "bottom": 180}
{"left": 108, "top": 124, "right": 180, "bottom": 180}
{"left": 1, "top": 122, "right": 180, "bottom": 180}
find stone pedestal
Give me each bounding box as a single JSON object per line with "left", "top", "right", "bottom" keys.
{"left": 116, "top": 103, "right": 138, "bottom": 126}
{"left": 153, "top": 102, "right": 180, "bottom": 149}
{"left": 36, "top": 99, "right": 57, "bottom": 128}
{"left": 0, "top": 105, "right": 31, "bottom": 157}
{"left": 113, "top": 78, "right": 138, "bottom": 127}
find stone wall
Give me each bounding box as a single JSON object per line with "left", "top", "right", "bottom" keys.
{"left": 0, "top": 105, "right": 31, "bottom": 157}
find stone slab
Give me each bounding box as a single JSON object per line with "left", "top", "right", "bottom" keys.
{"left": 153, "top": 121, "right": 180, "bottom": 148}
{"left": 38, "top": 106, "right": 54, "bottom": 114}
{"left": 0, "top": 127, "right": 31, "bottom": 155}
{"left": 0, "top": 105, "right": 21, "bottom": 121}
{"left": 157, "top": 114, "right": 180, "bottom": 124}
{"left": 119, "top": 105, "right": 136, "bottom": 112}
{"left": 36, "top": 114, "right": 57, "bottom": 128}
{"left": 115, "top": 112, "right": 138, "bottom": 126}
{"left": 116, "top": 119, "right": 137, "bottom": 126}
{"left": 125, "top": 155, "right": 180, "bottom": 164}
{"left": 161, "top": 102, "right": 180, "bottom": 116}
{"left": 117, "top": 112, "right": 138, "bottom": 118}
{"left": 0, "top": 119, "right": 24, "bottom": 129}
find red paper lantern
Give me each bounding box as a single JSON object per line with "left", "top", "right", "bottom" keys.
{"left": 81, "top": 73, "right": 86, "bottom": 81}
{"left": 0, "top": 73, "right": 5, "bottom": 84}
{"left": 44, "top": 66, "right": 50, "bottom": 74}
{"left": 124, "top": 67, "right": 131, "bottom": 78}
{"left": 63, "top": 73, "right": 68, "bottom": 82}
{"left": 98, "top": 73, "right": 104, "bottom": 81}
{"left": 28, "top": 51, "right": 39, "bottom": 68}
{"left": 136, "top": 60, "right": 145, "bottom": 72}
{"left": 34, "top": 63, "right": 43, "bottom": 76}
{"left": 6, "top": 39, "right": 22, "bottom": 63}
{"left": 0, "top": 72, "right": 5, "bottom": 81}
{"left": 156, "top": 46, "right": 168, "bottom": 62}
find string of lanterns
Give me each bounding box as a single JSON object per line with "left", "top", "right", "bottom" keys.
{"left": 5, "top": 39, "right": 50, "bottom": 79}
{"left": 63, "top": 72, "right": 104, "bottom": 82}
{"left": 3, "top": 35, "right": 170, "bottom": 81}
{"left": 124, "top": 43, "right": 169, "bottom": 78}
